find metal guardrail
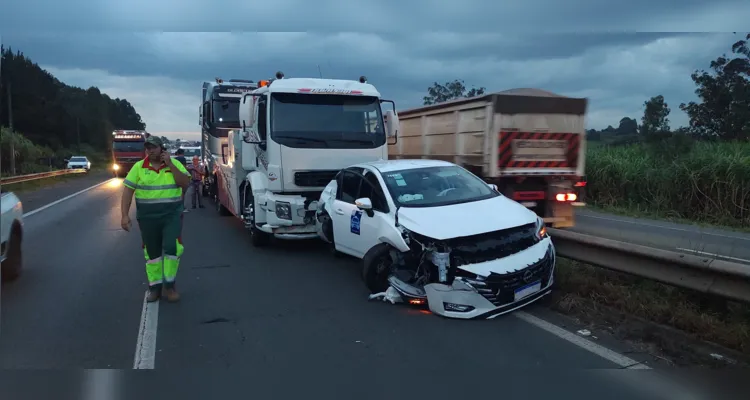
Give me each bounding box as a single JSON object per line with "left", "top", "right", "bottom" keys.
{"left": 0, "top": 169, "right": 86, "bottom": 185}
{"left": 549, "top": 228, "right": 750, "bottom": 304}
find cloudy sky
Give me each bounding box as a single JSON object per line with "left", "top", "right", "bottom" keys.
{"left": 2, "top": 1, "right": 749, "bottom": 141}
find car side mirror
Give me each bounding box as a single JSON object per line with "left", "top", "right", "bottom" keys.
{"left": 355, "top": 197, "right": 372, "bottom": 210}
{"left": 488, "top": 183, "right": 499, "bottom": 192}
{"left": 355, "top": 197, "right": 374, "bottom": 217}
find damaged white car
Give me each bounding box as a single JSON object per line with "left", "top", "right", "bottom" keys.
{"left": 316, "top": 159, "right": 556, "bottom": 320}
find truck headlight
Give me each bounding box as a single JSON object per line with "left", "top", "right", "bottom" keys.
{"left": 275, "top": 202, "right": 292, "bottom": 220}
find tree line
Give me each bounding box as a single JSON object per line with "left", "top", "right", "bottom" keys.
{"left": 422, "top": 33, "right": 750, "bottom": 145}
{"left": 1, "top": 46, "right": 146, "bottom": 174}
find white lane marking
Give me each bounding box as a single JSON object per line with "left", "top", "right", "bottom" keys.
{"left": 515, "top": 311, "right": 651, "bottom": 369}
{"left": 676, "top": 247, "right": 750, "bottom": 264}
{"left": 23, "top": 178, "right": 116, "bottom": 218}
{"left": 133, "top": 291, "right": 159, "bottom": 369}
{"left": 578, "top": 212, "right": 749, "bottom": 242}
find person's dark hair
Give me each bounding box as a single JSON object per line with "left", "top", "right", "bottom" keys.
{"left": 176, "top": 149, "right": 185, "bottom": 155}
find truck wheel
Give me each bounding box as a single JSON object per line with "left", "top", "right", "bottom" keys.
{"left": 362, "top": 243, "right": 393, "bottom": 293}
{"left": 2, "top": 224, "right": 23, "bottom": 282}
{"left": 246, "top": 192, "right": 271, "bottom": 247}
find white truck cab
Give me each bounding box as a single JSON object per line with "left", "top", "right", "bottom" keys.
{"left": 213, "top": 72, "right": 399, "bottom": 247}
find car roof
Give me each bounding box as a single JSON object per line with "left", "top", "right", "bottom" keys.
{"left": 70, "top": 155, "right": 87, "bottom": 158}
{"left": 357, "top": 159, "right": 455, "bottom": 173}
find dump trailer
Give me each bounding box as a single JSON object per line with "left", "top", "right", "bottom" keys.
{"left": 388, "top": 88, "right": 587, "bottom": 228}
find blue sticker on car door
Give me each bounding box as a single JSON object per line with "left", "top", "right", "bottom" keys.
{"left": 350, "top": 210, "right": 362, "bottom": 235}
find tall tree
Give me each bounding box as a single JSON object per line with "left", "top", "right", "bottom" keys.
{"left": 423, "top": 79, "right": 486, "bottom": 105}
{"left": 679, "top": 33, "right": 750, "bottom": 140}
{"left": 641, "top": 95, "right": 671, "bottom": 135}
{"left": 0, "top": 46, "right": 146, "bottom": 151}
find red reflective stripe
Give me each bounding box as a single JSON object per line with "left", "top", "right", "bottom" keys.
{"left": 497, "top": 131, "right": 581, "bottom": 169}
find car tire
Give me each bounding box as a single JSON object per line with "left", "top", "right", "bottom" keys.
{"left": 2, "top": 223, "right": 23, "bottom": 282}
{"left": 362, "top": 243, "right": 393, "bottom": 293}
{"left": 319, "top": 210, "right": 340, "bottom": 257}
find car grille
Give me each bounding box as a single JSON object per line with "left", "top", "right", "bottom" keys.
{"left": 293, "top": 170, "right": 339, "bottom": 187}
{"left": 465, "top": 247, "right": 554, "bottom": 306}
{"left": 448, "top": 223, "right": 539, "bottom": 266}
{"left": 70, "top": 165, "right": 85, "bottom": 169}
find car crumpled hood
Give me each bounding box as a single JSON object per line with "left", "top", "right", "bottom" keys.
{"left": 396, "top": 195, "right": 538, "bottom": 240}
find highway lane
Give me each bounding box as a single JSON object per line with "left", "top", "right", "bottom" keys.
{"left": 572, "top": 208, "right": 750, "bottom": 265}
{"left": 0, "top": 178, "right": 145, "bottom": 368}
{"left": 12, "top": 170, "right": 114, "bottom": 215}
{"left": 0, "top": 177, "right": 737, "bottom": 398}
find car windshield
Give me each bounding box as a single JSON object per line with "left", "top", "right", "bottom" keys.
{"left": 270, "top": 93, "right": 385, "bottom": 149}
{"left": 113, "top": 141, "right": 144, "bottom": 152}
{"left": 212, "top": 99, "right": 240, "bottom": 125}
{"left": 381, "top": 165, "right": 497, "bottom": 208}
{"left": 180, "top": 148, "right": 201, "bottom": 158}
{"left": 69, "top": 157, "right": 86, "bottom": 162}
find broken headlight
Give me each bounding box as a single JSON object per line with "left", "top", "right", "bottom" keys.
{"left": 534, "top": 216, "right": 548, "bottom": 241}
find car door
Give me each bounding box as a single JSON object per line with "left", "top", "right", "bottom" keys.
{"left": 348, "top": 169, "right": 392, "bottom": 257}
{"left": 331, "top": 168, "right": 365, "bottom": 256}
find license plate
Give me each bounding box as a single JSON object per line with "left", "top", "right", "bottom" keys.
{"left": 514, "top": 281, "right": 541, "bottom": 302}
{"left": 520, "top": 201, "right": 537, "bottom": 207}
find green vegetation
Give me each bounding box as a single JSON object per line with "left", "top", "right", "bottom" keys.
{"left": 587, "top": 140, "right": 750, "bottom": 228}
{"left": 584, "top": 33, "right": 750, "bottom": 228}
{"left": 0, "top": 46, "right": 146, "bottom": 177}
{"left": 552, "top": 259, "right": 750, "bottom": 361}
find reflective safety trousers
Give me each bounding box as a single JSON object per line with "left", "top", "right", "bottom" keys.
{"left": 139, "top": 213, "right": 184, "bottom": 286}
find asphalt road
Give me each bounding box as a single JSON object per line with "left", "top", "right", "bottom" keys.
{"left": 1, "top": 177, "right": 745, "bottom": 399}
{"left": 572, "top": 209, "right": 750, "bottom": 265}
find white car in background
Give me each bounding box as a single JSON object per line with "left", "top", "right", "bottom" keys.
{"left": 1, "top": 188, "right": 24, "bottom": 282}
{"left": 315, "top": 159, "right": 555, "bottom": 320}
{"left": 66, "top": 156, "right": 91, "bottom": 171}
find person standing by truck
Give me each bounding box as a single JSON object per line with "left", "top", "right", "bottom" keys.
{"left": 120, "top": 136, "right": 191, "bottom": 302}
{"left": 186, "top": 155, "right": 205, "bottom": 209}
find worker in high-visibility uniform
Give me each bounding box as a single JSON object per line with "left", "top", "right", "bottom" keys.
{"left": 120, "top": 136, "right": 191, "bottom": 302}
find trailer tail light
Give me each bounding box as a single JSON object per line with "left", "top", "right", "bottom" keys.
{"left": 574, "top": 181, "right": 587, "bottom": 187}
{"left": 556, "top": 193, "right": 577, "bottom": 202}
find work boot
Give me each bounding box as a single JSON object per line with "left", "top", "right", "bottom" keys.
{"left": 146, "top": 284, "right": 162, "bottom": 302}
{"left": 163, "top": 282, "right": 180, "bottom": 302}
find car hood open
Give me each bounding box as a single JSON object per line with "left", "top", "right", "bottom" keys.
{"left": 396, "top": 195, "right": 538, "bottom": 240}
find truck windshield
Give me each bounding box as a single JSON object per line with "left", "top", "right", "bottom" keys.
{"left": 113, "top": 141, "right": 145, "bottom": 152}
{"left": 381, "top": 165, "right": 498, "bottom": 208}
{"left": 180, "top": 148, "right": 201, "bottom": 158}
{"left": 212, "top": 99, "right": 240, "bottom": 125}
{"left": 270, "top": 93, "right": 386, "bottom": 149}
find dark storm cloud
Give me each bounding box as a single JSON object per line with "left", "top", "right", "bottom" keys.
{"left": 1, "top": 32, "right": 691, "bottom": 83}
{"left": 2, "top": 0, "right": 748, "bottom": 32}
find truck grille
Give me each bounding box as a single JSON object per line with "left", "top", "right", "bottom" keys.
{"left": 468, "top": 247, "right": 554, "bottom": 306}
{"left": 448, "top": 223, "right": 538, "bottom": 266}
{"left": 293, "top": 170, "right": 339, "bottom": 187}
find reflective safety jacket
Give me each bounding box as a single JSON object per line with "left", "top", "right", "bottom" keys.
{"left": 123, "top": 157, "right": 189, "bottom": 219}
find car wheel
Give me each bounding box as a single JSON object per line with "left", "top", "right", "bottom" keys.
{"left": 318, "top": 210, "right": 340, "bottom": 257}
{"left": 2, "top": 223, "right": 23, "bottom": 282}
{"left": 362, "top": 243, "right": 394, "bottom": 293}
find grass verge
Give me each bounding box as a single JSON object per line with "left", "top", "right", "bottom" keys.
{"left": 549, "top": 258, "right": 750, "bottom": 366}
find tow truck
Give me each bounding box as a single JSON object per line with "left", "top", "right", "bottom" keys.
{"left": 112, "top": 130, "right": 148, "bottom": 177}
{"left": 214, "top": 71, "right": 399, "bottom": 246}
{"left": 199, "top": 78, "right": 258, "bottom": 199}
